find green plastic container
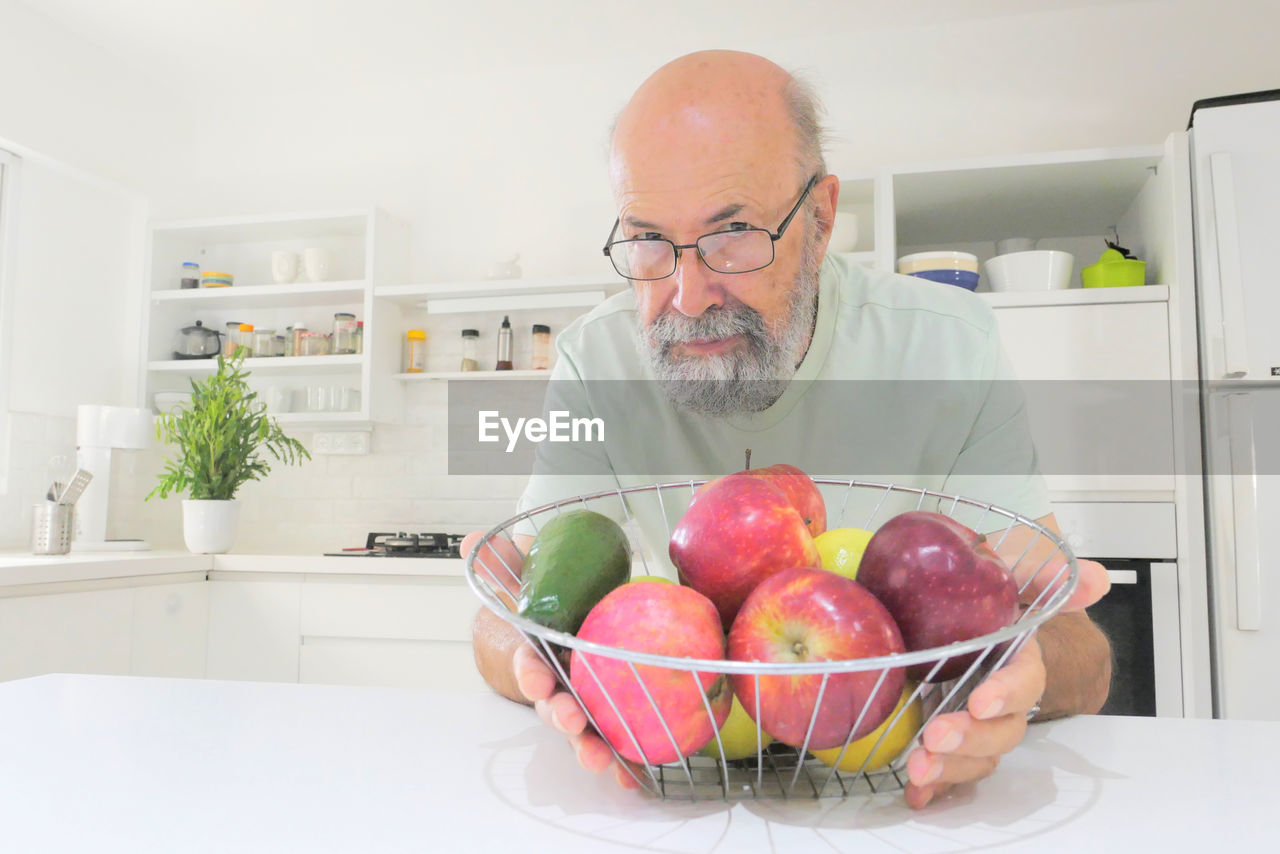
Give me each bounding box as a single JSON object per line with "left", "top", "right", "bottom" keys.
{"left": 1081, "top": 258, "right": 1146, "bottom": 288}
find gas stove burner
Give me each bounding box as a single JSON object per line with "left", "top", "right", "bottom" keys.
{"left": 324, "top": 532, "right": 465, "bottom": 558}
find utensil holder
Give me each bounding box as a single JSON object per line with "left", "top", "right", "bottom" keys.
{"left": 32, "top": 502, "right": 75, "bottom": 555}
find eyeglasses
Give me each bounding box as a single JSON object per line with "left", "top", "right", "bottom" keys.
{"left": 602, "top": 175, "right": 819, "bottom": 281}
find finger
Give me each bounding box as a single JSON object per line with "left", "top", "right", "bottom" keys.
{"left": 462, "top": 530, "right": 526, "bottom": 607}
{"left": 568, "top": 731, "right": 615, "bottom": 774}
{"left": 905, "top": 780, "right": 942, "bottom": 810}
{"left": 906, "top": 746, "right": 1000, "bottom": 788}
{"left": 543, "top": 691, "right": 587, "bottom": 736}
{"left": 965, "top": 636, "right": 1045, "bottom": 721}
{"left": 512, "top": 643, "right": 557, "bottom": 702}
{"left": 920, "top": 710, "right": 1027, "bottom": 759}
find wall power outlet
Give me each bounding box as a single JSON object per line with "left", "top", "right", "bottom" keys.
{"left": 312, "top": 431, "right": 371, "bottom": 455}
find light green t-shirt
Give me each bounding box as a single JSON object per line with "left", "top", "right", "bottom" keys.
{"left": 515, "top": 252, "right": 1049, "bottom": 569}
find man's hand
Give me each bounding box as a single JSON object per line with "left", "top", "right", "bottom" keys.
{"left": 903, "top": 513, "right": 1111, "bottom": 809}
{"left": 465, "top": 530, "right": 642, "bottom": 789}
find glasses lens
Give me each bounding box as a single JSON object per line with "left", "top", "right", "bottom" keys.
{"left": 698, "top": 230, "right": 774, "bottom": 273}
{"left": 611, "top": 239, "right": 675, "bottom": 280}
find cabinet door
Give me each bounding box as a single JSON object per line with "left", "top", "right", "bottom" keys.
{"left": 299, "top": 637, "right": 487, "bottom": 692}
{"left": 299, "top": 577, "right": 481, "bottom": 691}
{"left": 993, "top": 302, "right": 1175, "bottom": 493}
{"left": 0, "top": 588, "right": 133, "bottom": 681}
{"left": 205, "top": 578, "right": 301, "bottom": 683}
{"left": 131, "top": 581, "right": 209, "bottom": 679}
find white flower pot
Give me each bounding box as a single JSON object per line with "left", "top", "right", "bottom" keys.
{"left": 182, "top": 499, "right": 241, "bottom": 554}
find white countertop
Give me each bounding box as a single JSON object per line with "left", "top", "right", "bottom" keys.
{"left": 0, "top": 550, "right": 465, "bottom": 587}
{"left": 0, "top": 673, "right": 1273, "bottom": 853}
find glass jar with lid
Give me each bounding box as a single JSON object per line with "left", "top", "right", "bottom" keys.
{"left": 531, "top": 324, "right": 551, "bottom": 370}
{"left": 405, "top": 330, "right": 427, "bottom": 373}
{"left": 224, "top": 321, "right": 244, "bottom": 358}
{"left": 254, "top": 328, "right": 276, "bottom": 356}
{"left": 460, "top": 329, "right": 479, "bottom": 372}
{"left": 237, "top": 323, "right": 255, "bottom": 357}
{"left": 332, "top": 312, "right": 357, "bottom": 354}
{"left": 300, "top": 331, "right": 331, "bottom": 357}
{"left": 289, "top": 322, "right": 307, "bottom": 358}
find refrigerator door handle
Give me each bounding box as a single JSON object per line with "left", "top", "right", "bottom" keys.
{"left": 1209, "top": 152, "right": 1250, "bottom": 378}
{"left": 1226, "top": 393, "right": 1261, "bottom": 631}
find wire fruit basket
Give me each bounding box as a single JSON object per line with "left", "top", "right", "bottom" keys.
{"left": 465, "top": 479, "right": 1079, "bottom": 802}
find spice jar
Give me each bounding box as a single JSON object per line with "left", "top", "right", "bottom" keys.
{"left": 354, "top": 321, "right": 364, "bottom": 355}
{"left": 224, "top": 322, "right": 244, "bottom": 358}
{"left": 300, "top": 331, "right": 331, "bottom": 357}
{"left": 238, "top": 323, "right": 255, "bottom": 357}
{"left": 254, "top": 328, "right": 276, "bottom": 356}
{"left": 460, "top": 329, "right": 479, "bottom": 372}
{"left": 332, "top": 312, "right": 357, "bottom": 354}
{"left": 405, "top": 330, "right": 427, "bottom": 373}
{"left": 179, "top": 261, "right": 200, "bottom": 290}
{"left": 290, "top": 322, "right": 307, "bottom": 357}
{"left": 531, "top": 324, "right": 551, "bottom": 370}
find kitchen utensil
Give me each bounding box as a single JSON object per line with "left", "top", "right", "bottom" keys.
{"left": 31, "top": 501, "right": 75, "bottom": 555}
{"left": 466, "top": 479, "right": 1078, "bottom": 801}
{"left": 302, "top": 248, "right": 331, "bottom": 282}
{"left": 984, "top": 250, "right": 1075, "bottom": 292}
{"left": 1081, "top": 254, "right": 1146, "bottom": 287}
{"left": 46, "top": 482, "right": 60, "bottom": 501}
{"left": 271, "top": 250, "right": 300, "bottom": 284}
{"left": 173, "top": 320, "right": 222, "bottom": 360}
{"left": 55, "top": 468, "right": 93, "bottom": 505}
{"left": 828, "top": 211, "right": 859, "bottom": 252}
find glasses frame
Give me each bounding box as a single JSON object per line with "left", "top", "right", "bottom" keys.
{"left": 602, "top": 174, "right": 820, "bottom": 281}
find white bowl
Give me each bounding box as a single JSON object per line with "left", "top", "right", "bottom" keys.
{"left": 897, "top": 251, "right": 979, "bottom": 275}
{"left": 983, "top": 250, "right": 1074, "bottom": 292}
{"left": 829, "top": 212, "right": 859, "bottom": 252}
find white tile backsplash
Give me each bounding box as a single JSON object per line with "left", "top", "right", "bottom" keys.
{"left": 102, "top": 420, "right": 531, "bottom": 555}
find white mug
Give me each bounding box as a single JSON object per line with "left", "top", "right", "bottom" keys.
{"left": 271, "top": 251, "right": 299, "bottom": 284}
{"left": 303, "top": 247, "right": 331, "bottom": 282}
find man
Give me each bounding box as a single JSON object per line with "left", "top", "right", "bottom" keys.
{"left": 469, "top": 50, "right": 1111, "bottom": 810}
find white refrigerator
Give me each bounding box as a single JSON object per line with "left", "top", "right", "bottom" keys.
{"left": 1189, "top": 90, "right": 1280, "bottom": 721}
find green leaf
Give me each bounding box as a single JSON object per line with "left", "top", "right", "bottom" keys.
{"left": 147, "top": 352, "right": 311, "bottom": 501}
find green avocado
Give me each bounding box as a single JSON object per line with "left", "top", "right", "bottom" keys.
{"left": 518, "top": 510, "right": 631, "bottom": 634}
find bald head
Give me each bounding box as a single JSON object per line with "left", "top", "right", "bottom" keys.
{"left": 610, "top": 50, "right": 826, "bottom": 197}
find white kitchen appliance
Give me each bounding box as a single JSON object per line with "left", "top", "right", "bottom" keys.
{"left": 73, "top": 404, "right": 153, "bottom": 551}
{"left": 1188, "top": 89, "right": 1280, "bottom": 720}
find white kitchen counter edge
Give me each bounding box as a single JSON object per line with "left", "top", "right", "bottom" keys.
{"left": 0, "top": 550, "right": 465, "bottom": 587}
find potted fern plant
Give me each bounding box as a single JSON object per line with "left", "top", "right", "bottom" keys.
{"left": 147, "top": 352, "right": 310, "bottom": 553}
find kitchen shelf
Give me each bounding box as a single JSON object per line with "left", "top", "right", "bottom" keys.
{"left": 150, "top": 280, "right": 366, "bottom": 309}
{"left": 376, "top": 275, "right": 626, "bottom": 314}
{"left": 149, "top": 355, "right": 364, "bottom": 376}
{"left": 395, "top": 370, "right": 549, "bottom": 381}
{"left": 979, "top": 284, "right": 1169, "bottom": 309}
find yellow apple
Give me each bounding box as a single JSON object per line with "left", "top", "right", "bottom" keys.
{"left": 813, "top": 527, "right": 875, "bottom": 581}
{"left": 699, "top": 694, "right": 774, "bottom": 760}
{"left": 810, "top": 684, "right": 922, "bottom": 772}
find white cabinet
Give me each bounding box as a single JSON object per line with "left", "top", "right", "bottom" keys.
{"left": 298, "top": 576, "right": 485, "bottom": 692}
{"left": 0, "top": 588, "right": 133, "bottom": 681}
{"left": 204, "top": 576, "right": 301, "bottom": 682}
{"left": 130, "top": 581, "right": 209, "bottom": 679}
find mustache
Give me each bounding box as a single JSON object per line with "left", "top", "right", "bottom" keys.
{"left": 645, "top": 302, "right": 769, "bottom": 350}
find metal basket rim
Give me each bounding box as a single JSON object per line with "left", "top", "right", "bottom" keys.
{"left": 465, "top": 478, "right": 1078, "bottom": 675}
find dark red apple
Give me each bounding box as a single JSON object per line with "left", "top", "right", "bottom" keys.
{"left": 727, "top": 568, "right": 906, "bottom": 750}
{"left": 570, "top": 581, "right": 732, "bottom": 765}
{"left": 857, "top": 511, "right": 1020, "bottom": 681}
{"left": 671, "top": 475, "right": 821, "bottom": 629}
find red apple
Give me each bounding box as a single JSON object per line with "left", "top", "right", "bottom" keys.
{"left": 570, "top": 581, "right": 731, "bottom": 765}
{"left": 671, "top": 475, "right": 821, "bottom": 629}
{"left": 741, "top": 464, "right": 827, "bottom": 538}
{"left": 727, "top": 568, "right": 906, "bottom": 750}
{"left": 856, "top": 511, "right": 1020, "bottom": 681}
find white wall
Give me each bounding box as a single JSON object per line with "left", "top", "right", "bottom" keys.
{"left": 6, "top": 0, "right": 1280, "bottom": 551}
